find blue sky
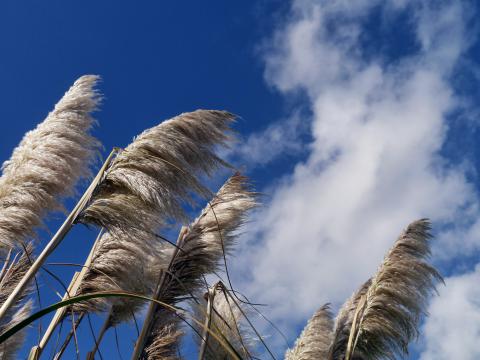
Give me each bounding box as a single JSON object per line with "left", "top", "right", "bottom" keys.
{"left": 1, "top": 1, "right": 480, "bottom": 359}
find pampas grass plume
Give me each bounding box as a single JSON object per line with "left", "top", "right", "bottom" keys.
{"left": 140, "top": 173, "right": 256, "bottom": 359}
{"left": 333, "top": 219, "right": 442, "bottom": 360}
{"left": 286, "top": 304, "right": 333, "bottom": 360}
{"left": 80, "top": 110, "right": 236, "bottom": 232}
{"left": 0, "top": 245, "right": 34, "bottom": 359}
{"left": 0, "top": 75, "right": 101, "bottom": 252}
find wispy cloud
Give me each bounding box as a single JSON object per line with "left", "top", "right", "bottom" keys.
{"left": 232, "top": 112, "right": 308, "bottom": 168}
{"left": 420, "top": 266, "right": 480, "bottom": 360}
{"left": 235, "top": 0, "right": 480, "bottom": 356}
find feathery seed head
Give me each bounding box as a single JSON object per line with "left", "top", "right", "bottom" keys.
{"left": 0, "top": 300, "right": 32, "bottom": 360}
{"left": 0, "top": 245, "right": 34, "bottom": 359}
{"left": 141, "top": 174, "right": 256, "bottom": 359}
{"left": 328, "top": 280, "right": 371, "bottom": 360}
{"left": 0, "top": 75, "right": 101, "bottom": 252}
{"left": 79, "top": 110, "right": 236, "bottom": 231}
{"left": 73, "top": 229, "right": 172, "bottom": 324}
{"left": 144, "top": 309, "right": 183, "bottom": 360}
{"left": 286, "top": 304, "right": 334, "bottom": 360}
{"left": 156, "top": 173, "right": 257, "bottom": 302}
{"left": 330, "top": 219, "right": 442, "bottom": 360}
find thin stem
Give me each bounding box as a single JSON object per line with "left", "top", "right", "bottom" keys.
{"left": 345, "top": 295, "right": 367, "bottom": 360}
{"left": 220, "top": 287, "right": 252, "bottom": 360}
{"left": 0, "top": 252, "right": 19, "bottom": 289}
{"left": 28, "top": 273, "right": 77, "bottom": 360}
{"left": 71, "top": 312, "right": 80, "bottom": 360}
{"left": 198, "top": 287, "right": 216, "bottom": 360}
{"left": 86, "top": 309, "right": 112, "bottom": 360}
{"left": 53, "top": 314, "right": 84, "bottom": 360}
{"left": 35, "top": 272, "right": 80, "bottom": 355}
{"left": 37, "top": 228, "right": 105, "bottom": 357}
{"left": 0, "top": 149, "right": 118, "bottom": 322}
{"left": 20, "top": 243, "right": 44, "bottom": 345}
{"left": 0, "top": 249, "right": 12, "bottom": 282}
{"left": 50, "top": 314, "right": 65, "bottom": 359}
{"left": 130, "top": 226, "right": 188, "bottom": 360}
{"left": 114, "top": 327, "right": 124, "bottom": 360}
{"left": 227, "top": 290, "right": 277, "bottom": 360}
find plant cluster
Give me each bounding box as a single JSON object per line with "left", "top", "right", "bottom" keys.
{"left": 0, "top": 76, "right": 442, "bottom": 360}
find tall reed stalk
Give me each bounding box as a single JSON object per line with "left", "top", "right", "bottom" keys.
{"left": 198, "top": 286, "right": 216, "bottom": 360}
{"left": 29, "top": 229, "right": 105, "bottom": 358}
{"left": 0, "top": 149, "right": 118, "bottom": 322}
{"left": 0, "top": 75, "right": 101, "bottom": 358}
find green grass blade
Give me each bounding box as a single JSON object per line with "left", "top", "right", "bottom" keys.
{"left": 0, "top": 291, "right": 241, "bottom": 360}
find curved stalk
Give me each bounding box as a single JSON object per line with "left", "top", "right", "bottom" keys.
{"left": 198, "top": 287, "right": 216, "bottom": 360}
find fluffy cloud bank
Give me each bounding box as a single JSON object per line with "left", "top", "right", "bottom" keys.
{"left": 234, "top": 0, "right": 480, "bottom": 357}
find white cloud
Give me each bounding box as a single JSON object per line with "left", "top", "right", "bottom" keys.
{"left": 420, "top": 267, "right": 480, "bottom": 360}
{"left": 231, "top": 112, "right": 307, "bottom": 168}
{"left": 234, "top": 0, "right": 480, "bottom": 356}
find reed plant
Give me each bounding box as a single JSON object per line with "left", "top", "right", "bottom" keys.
{"left": 0, "top": 76, "right": 443, "bottom": 360}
